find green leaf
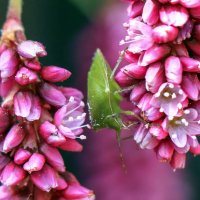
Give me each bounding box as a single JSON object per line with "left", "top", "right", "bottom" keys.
{"left": 88, "top": 49, "right": 123, "bottom": 133}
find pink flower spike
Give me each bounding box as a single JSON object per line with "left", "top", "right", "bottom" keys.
{"left": 142, "top": 0, "right": 159, "bottom": 25}
{"left": 14, "top": 91, "right": 32, "bottom": 118}
{"left": 40, "top": 143, "right": 65, "bottom": 172}
{"left": 23, "top": 153, "right": 45, "bottom": 173}
{"left": 0, "top": 49, "right": 18, "bottom": 79}
{"left": 40, "top": 83, "right": 66, "bottom": 107}
{"left": 180, "top": 57, "right": 200, "bottom": 72}
{"left": 182, "top": 74, "right": 199, "bottom": 101}
{"left": 159, "top": 5, "right": 189, "bottom": 27}
{"left": 138, "top": 44, "right": 171, "bottom": 67}
{"left": 17, "top": 40, "right": 47, "bottom": 59}
{"left": 0, "top": 162, "right": 26, "bottom": 186}
{"left": 15, "top": 67, "right": 38, "bottom": 86}
{"left": 157, "top": 141, "right": 174, "bottom": 162}
{"left": 14, "top": 148, "right": 31, "bottom": 165}
{"left": 152, "top": 25, "right": 178, "bottom": 43}
{"left": 165, "top": 56, "right": 183, "bottom": 84}
{"left": 3, "top": 124, "right": 25, "bottom": 153}
{"left": 31, "top": 164, "right": 58, "bottom": 192}
{"left": 170, "top": 152, "right": 186, "bottom": 169}
{"left": 41, "top": 66, "right": 71, "bottom": 82}
{"left": 145, "top": 62, "right": 165, "bottom": 93}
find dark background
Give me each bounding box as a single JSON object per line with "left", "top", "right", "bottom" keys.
{"left": 0, "top": 0, "right": 200, "bottom": 199}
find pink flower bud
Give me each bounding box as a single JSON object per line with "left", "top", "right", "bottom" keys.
{"left": 0, "top": 107, "right": 10, "bottom": 134}
{"left": 14, "top": 148, "right": 31, "bottom": 165}
{"left": 0, "top": 162, "right": 26, "bottom": 186}
{"left": 137, "top": 93, "right": 153, "bottom": 111}
{"left": 115, "top": 70, "right": 135, "bottom": 87}
{"left": 182, "top": 74, "right": 200, "bottom": 101}
{"left": 59, "top": 138, "right": 83, "bottom": 152}
{"left": 122, "top": 63, "right": 147, "bottom": 79}
{"left": 187, "top": 40, "right": 200, "bottom": 56}
{"left": 150, "top": 121, "right": 168, "bottom": 139}
{"left": 180, "top": 0, "right": 200, "bottom": 8}
{"left": 138, "top": 45, "right": 171, "bottom": 66}
{"left": 24, "top": 60, "right": 41, "bottom": 71}
{"left": 159, "top": 5, "right": 189, "bottom": 27}
{"left": 127, "top": 1, "right": 144, "bottom": 18}
{"left": 23, "top": 153, "right": 45, "bottom": 173}
{"left": 124, "top": 51, "right": 140, "bottom": 63}
{"left": 14, "top": 91, "right": 41, "bottom": 121}
{"left": 145, "top": 62, "right": 165, "bottom": 93}
{"left": 145, "top": 107, "right": 164, "bottom": 121}
{"left": 157, "top": 141, "right": 174, "bottom": 162}
{"left": 39, "top": 121, "right": 66, "bottom": 146}
{"left": 14, "top": 91, "right": 32, "bottom": 118}
{"left": 153, "top": 25, "right": 178, "bottom": 43}
{"left": 41, "top": 66, "right": 71, "bottom": 82}
{"left": 130, "top": 81, "right": 146, "bottom": 103}
{"left": 0, "top": 49, "right": 18, "bottom": 78}
{"left": 142, "top": 0, "right": 159, "bottom": 25}
{"left": 59, "top": 87, "right": 84, "bottom": 100}
{"left": 3, "top": 124, "right": 25, "bottom": 153}
{"left": 56, "top": 175, "right": 68, "bottom": 190}
{"left": 15, "top": 67, "right": 38, "bottom": 86}
{"left": 40, "top": 143, "right": 65, "bottom": 172}
{"left": 170, "top": 152, "right": 186, "bottom": 169}
{"left": 180, "top": 57, "right": 200, "bottom": 72}
{"left": 40, "top": 83, "right": 66, "bottom": 107}
{"left": 17, "top": 40, "right": 47, "bottom": 59}
{"left": 63, "top": 185, "right": 94, "bottom": 200}
{"left": 31, "top": 164, "right": 58, "bottom": 192}
{"left": 165, "top": 56, "right": 183, "bottom": 84}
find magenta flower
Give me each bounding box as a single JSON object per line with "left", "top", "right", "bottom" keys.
{"left": 0, "top": 1, "right": 94, "bottom": 198}
{"left": 117, "top": 0, "right": 200, "bottom": 169}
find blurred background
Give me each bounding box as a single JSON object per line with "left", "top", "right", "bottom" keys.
{"left": 0, "top": 0, "right": 200, "bottom": 199}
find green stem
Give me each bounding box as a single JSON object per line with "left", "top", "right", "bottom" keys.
{"left": 7, "top": 0, "right": 23, "bottom": 20}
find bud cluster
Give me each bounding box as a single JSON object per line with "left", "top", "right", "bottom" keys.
{"left": 0, "top": 17, "right": 94, "bottom": 199}
{"left": 116, "top": 0, "right": 200, "bottom": 169}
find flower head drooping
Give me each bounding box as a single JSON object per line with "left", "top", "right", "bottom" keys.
{"left": 116, "top": 0, "right": 200, "bottom": 169}
{"left": 0, "top": 0, "right": 94, "bottom": 199}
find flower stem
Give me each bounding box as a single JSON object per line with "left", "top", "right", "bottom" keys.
{"left": 7, "top": 0, "right": 23, "bottom": 20}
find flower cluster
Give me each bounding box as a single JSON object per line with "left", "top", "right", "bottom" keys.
{"left": 116, "top": 0, "right": 200, "bottom": 169}
{"left": 0, "top": 14, "right": 94, "bottom": 200}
